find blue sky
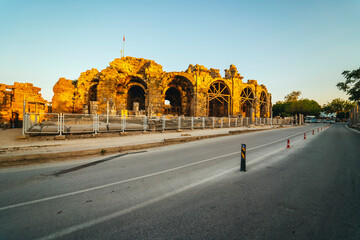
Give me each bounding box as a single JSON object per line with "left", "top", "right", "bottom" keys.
{"left": 1, "top": 0, "right": 359, "bottom": 105}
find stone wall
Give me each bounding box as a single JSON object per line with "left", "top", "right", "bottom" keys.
{"left": 52, "top": 78, "right": 76, "bottom": 113}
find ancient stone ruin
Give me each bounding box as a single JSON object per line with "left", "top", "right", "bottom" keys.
{"left": 52, "top": 57, "right": 271, "bottom": 118}
{"left": 0, "top": 83, "right": 48, "bottom": 127}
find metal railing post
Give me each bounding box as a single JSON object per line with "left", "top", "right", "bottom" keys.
{"left": 23, "top": 113, "right": 27, "bottom": 134}
{"left": 27, "top": 113, "right": 31, "bottom": 132}
{"left": 191, "top": 117, "right": 194, "bottom": 130}
{"left": 162, "top": 116, "right": 166, "bottom": 132}
{"left": 106, "top": 101, "right": 109, "bottom": 124}
{"left": 93, "top": 114, "right": 96, "bottom": 134}
{"left": 178, "top": 116, "right": 181, "bottom": 131}
{"left": 59, "top": 113, "right": 63, "bottom": 136}
{"left": 202, "top": 117, "right": 205, "bottom": 129}
{"left": 96, "top": 114, "right": 98, "bottom": 133}
{"left": 235, "top": 118, "right": 238, "bottom": 127}
{"left": 212, "top": 117, "right": 215, "bottom": 128}
{"left": 122, "top": 116, "right": 125, "bottom": 132}
{"left": 21, "top": 114, "right": 25, "bottom": 136}
{"left": 143, "top": 116, "right": 147, "bottom": 132}
{"left": 98, "top": 114, "right": 100, "bottom": 133}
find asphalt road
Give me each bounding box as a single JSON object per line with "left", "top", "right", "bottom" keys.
{"left": 0, "top": 123, "right": 359, "bottom": 240}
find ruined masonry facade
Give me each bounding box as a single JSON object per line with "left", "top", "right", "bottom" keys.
{"left": 52, "top": 57, "right": 272, "bottom": 118}
{"left": 0, "top": 83, "right": 48, "bottom": 126}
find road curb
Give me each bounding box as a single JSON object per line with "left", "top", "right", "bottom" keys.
{"left": 0, "top": 142, "right": 166, "bottom": 167}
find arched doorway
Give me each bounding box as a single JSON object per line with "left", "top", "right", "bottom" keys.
{"left": 162, "top": 75, "right": 194, "bottom": 116}
{"left": 127, "top": 85, "right": 146, "bottom": 111}
{"left": 240, "top": 87, "right": 254, "bottom": 117}
{"left": 164, "top": 87, "right": 182, "bottom": 115}
{"left": 86, "top": 83, "right": 99, "bottom": 114}
{"left": 207, "top": 81, "right": 231, "bottom": 117}
{"left": 259, "top": 91, "right": 267, "bottom": 117}
{"left": 89, "top": 84, "right": 98, "bottom": 102}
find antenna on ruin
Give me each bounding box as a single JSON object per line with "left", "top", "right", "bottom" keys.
{"left": 122, "top": 35, "right": 125, "bottom": 58}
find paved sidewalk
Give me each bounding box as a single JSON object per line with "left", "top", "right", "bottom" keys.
{"left": 0, "top": 126, "right": 275, "bottom": 167}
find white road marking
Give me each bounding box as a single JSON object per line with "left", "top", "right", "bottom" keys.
{"left": 0, "top": 127, "right": 318, "bottom": 212}
{"left": 0, "top": 152, "right": 237, "bottom": 212}
{"left": 36, "top": 167, "right": 239, "bottom": 240}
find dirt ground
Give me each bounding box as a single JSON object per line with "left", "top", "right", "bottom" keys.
{"left": 0, "top": 128, "right": 23, "bottom": 147}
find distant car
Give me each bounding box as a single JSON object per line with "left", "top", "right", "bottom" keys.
{"left": 304, "top": 116, "right": 316, "bottom": 123}
{"left": 324, "top": 119, "right": 335, "bottom": 124}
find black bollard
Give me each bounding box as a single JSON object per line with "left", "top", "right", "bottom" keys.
{"left": 240, "top": 144, "right": 246, "bottom": 172}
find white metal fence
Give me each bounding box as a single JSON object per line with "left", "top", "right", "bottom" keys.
{"left": 23, "top": 113, "right": 295, "bottom": 135}
{"left": 24, "top": 113, "right": 61, "bottom": 134}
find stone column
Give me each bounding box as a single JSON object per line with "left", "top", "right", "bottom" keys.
{"left": 90, "top": 101, "right": 98, "bottom": 114}
{"left": 266, "top": 94, "right": 271, "bottom": 118}
{"left": 82, "top": 104, "right": 89, "bottom": 114}
{"left": 254, "top": 96, "right": 259, "bottom": 118}
{"left": 133, "top": 102, "right": 139, "bottom": 115}
{"left": 250, "top": 108, "right": 254, "bottom": 124}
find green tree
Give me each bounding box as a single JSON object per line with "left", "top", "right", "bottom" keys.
{"left": 322, "top": 104, "right": 333, "bottom": 115}
{"left": 273, "top": 91, "right": 321, "bottom": 117}
{"left": 272, "top": 101, "right": 292, "bottom": 117}
{"left": 272, "top": 97, "right": 321, "bottom": 117}
{"left": 322, "top": 98, "right": 356, "bottom": 120}
{"left": 284, "top": 91, "right": 301, "bottom": 102}
{"left": 272, "top": 91, "right": 302, "bottom": 116}
{"left": 336, "top": 67, "right": 360, "bottom": 102}
{"left": 287, "top": 99, "right": 321, "bottom": 117}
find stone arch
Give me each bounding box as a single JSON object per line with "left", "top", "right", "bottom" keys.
{"left": 207, "top": 80, "right": 231, "bottom": 117}
{"left": 114, "top": 76, "right": 147, "bottom": 113}
{"left": 127, "top": 76, "right": 148, "bottom": 89}
{"left": 162, "top": 75, "right": 194, "bottom": 116}
{"left": 240, "top": 86, "right": 255, "bottom": 117}
{"left": 162, "top": 72, "right": 195, "bottom": 87}
{"left": 259, "top": 91, "right": 267, "bottom": 118}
